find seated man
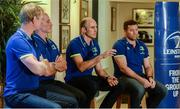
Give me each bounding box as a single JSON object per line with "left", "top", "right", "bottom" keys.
{"left": 65, "top": 17, "right": 123, "bottom": 108}
{"left": 33, "top": 13, "right": 86, "bottom": 108}
{"left": 4, "top": 3, "right": 76, "bottom": 108}
{"left": 111, "top": 20, "right": 167, "bottom": 108}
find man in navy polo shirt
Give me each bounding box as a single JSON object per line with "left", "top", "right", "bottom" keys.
{"left": 65, "top": 17, "right": 124, "bottom": 108}
{"left": 4, "top": 3, "right": 62, "bottom": 108}
{"left": 111, "top": 20, "right": 167, "bottom": 108}
{"left": 33, "top": 13, "right": 86, "bottom": 108}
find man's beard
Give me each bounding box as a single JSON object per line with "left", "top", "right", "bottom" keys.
{"left": 127, "top": 36, "right": 136, "bottom": 41}
{"left": 85, "top": 33, "right": 96, "bottom": 39}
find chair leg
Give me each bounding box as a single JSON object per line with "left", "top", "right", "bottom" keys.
{"left": 116, "top": 95, "right": 131, "bottom": 108}
{"left": 127, "top": 95, "right": 131, "bottom": 108}
{"left": 116, "top": 95, "right": 122, "bottom": 109}
{"left": 117, "top": 94, "right": 146, "bottom": 108}
{"left": 90, "top": 98, "right": 96, "bottom": 108}
{"left": 141, "top": 94, "right": 147, "bottom": 108}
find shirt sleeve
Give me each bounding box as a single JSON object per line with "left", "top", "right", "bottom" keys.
{"left": 142, "top": 43, "right": 149, "bottom": 58}
{"left": 11, "top": 38, "right": 34, "bottom": 59}
{"left": 70, "top": 41, "right": 82, "bottom": 58}
{"left": 113, "top": 41, "right": 126, "bottom": 57}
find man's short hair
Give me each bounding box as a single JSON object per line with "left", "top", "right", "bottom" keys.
{"left": 80, "top": 18, "right": 87, "bottom": 28}
{"left": 19, "top": 3, "right": 44, "bottom": 23}
{"left": 123, "top": 20, "right": 138, "bottom": 30}
{"left": 80, "top": 17, "right": 94, "bottom": 28}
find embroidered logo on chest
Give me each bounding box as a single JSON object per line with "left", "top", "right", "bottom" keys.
{"left": 92, "top": 47, "right": 98, "bottom": 56}
{"left": 140, "top": 46, "right": 145, "bottom": 54}
{"left": 51, "top": 45, "right": 56, "bottom": 50}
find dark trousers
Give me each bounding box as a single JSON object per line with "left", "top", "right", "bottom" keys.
{"left": 119, "top": 76, "right": 168, "bottom": 108}
{"left": 40, "top": 79, "right": 87, "bottom": 108}
{"left": 66, "top": 75, "right": 124, "bottom": 108}
{"left": 4, "top": 88, "right": 61, "bottom": 108}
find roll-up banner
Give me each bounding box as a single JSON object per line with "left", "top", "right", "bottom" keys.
{"left": 155, "top": 1, "right": 180, "bottom": 108}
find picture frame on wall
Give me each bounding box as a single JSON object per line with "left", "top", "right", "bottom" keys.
{"left": 59, "top": 25, "right": 70, "bottom": 53}
{"left": 133, "top": 8, "right": 154, "bottom": 27}
{"left": 80, "top": 0, "right": 89, "bottom": 21}
{"left": 111, "top": 7, "right": 117, "bottom": 31}
{"left": 138, "top": 28, "right": 154, "bottom": 46}
{"left": 60, "top": 0, "right": 70, "bottom": 24}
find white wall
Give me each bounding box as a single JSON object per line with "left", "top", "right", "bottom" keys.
{"left": 98, "top": 0, "right": 112, "bottom": 70}
{"left": 70, "top": 0, "right": 80, "bottom": 40}
{"left": 50, "top": 0, "right": 59, "bottom": 47}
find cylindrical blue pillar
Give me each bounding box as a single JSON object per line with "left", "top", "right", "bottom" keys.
{"left": 155, "top": 2, "right": 180, "bottom": 108}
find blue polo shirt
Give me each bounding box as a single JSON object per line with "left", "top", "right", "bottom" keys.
{"left": 4, "top": 29, "right": 39, "bottom": 97}
{"left": 65, "top": 35, "right": 100, "bottom": 81}
{"left": 112, "top": 37, "right": 149, "bottom": 78}
{"left": 33, "top": 33, "right": 60, "bottom": 80}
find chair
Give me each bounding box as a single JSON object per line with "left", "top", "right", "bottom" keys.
{"left": 116, "top": 94, "right": 147, "bottom": 108}
{"left": 90, "top": 92, "right": 147, "bottom": 108}
{"left": 90, "top": 93, "right": 131, "bottom": 108}
{"left": 116, "top": 94, "right": 130, "bottom": 108}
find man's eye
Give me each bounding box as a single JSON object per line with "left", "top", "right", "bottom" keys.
{"left": 91, "top": 27, "right": 97, "bottom": 29}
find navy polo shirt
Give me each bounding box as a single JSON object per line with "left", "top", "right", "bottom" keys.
{"left": 33, "top": 33, "right": 60, "bottom": 80}
{"left": 4, "top": 29, "right": 39, "bottom": 96}
{"left": 113, "top": 38, "right": 149, "bottom": 78}
{"left": 65, "top": 35, "right": 100, "bottom": 81}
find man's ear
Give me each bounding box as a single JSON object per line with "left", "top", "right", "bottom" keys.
{"left": 31, "top": 16, "right": 37, "bottom": 24}
{"left": 81, "top": 27, "right": 87, "bottom": 33}
{"left": 83, "top": 26, "right": 88, "bottom": 30}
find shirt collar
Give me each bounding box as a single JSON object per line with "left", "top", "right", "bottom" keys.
{"left": 33, "top": 33, "right": 49, "bottom": 45}
{"left": 124, "top": 37, "right": 140, "bottom": 47}
{"left": 18, "top": 28, "right": 32, "bottom": 40}
{"left": 79, "top": 35, "right": 94, "bottom": 48}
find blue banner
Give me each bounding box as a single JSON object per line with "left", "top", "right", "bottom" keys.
{"left": 155, "top": 2, "right": 180, "bottom": 108}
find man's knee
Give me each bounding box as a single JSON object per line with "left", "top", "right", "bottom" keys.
{"left": 125, "top": 78, "right": 145, "bottom": 98}
{"left": 134, "top": 87, "right": 145, "bottom": 99}
{"left": 162, "top": 87, "right": 168, "bottom": 99}
{"left": 156, "top": 83, "right": 168, "bottom": 98}
{"left": 77, "top": 91, "right": 87, "bottom": 102}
